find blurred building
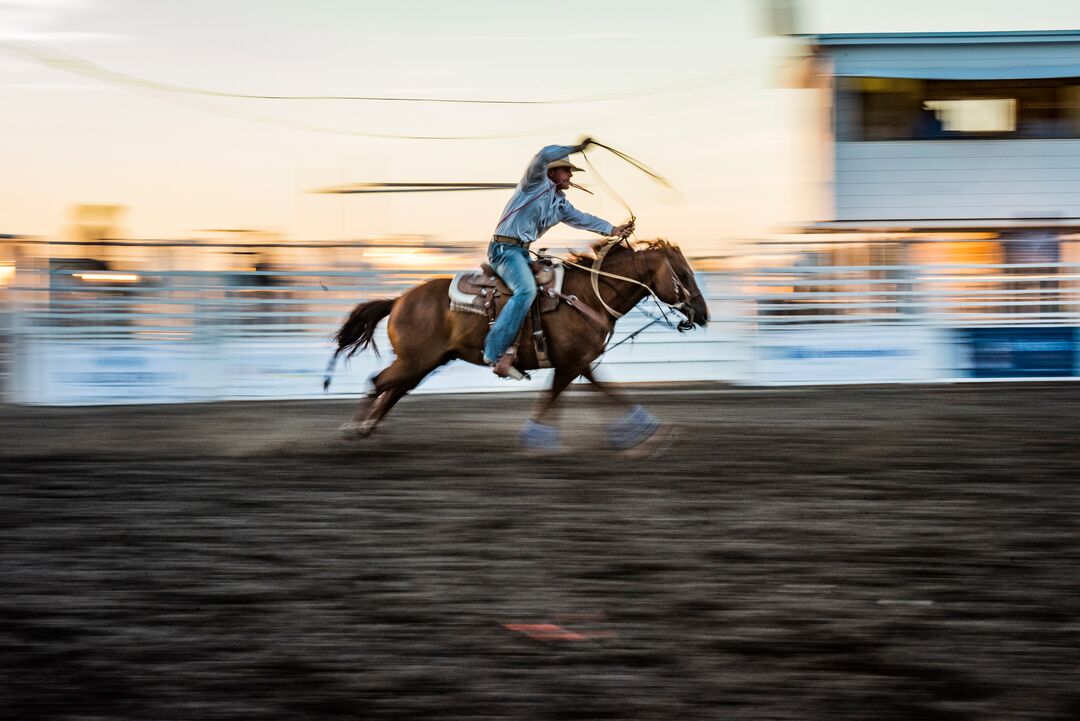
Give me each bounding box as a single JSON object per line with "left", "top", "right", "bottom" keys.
{"left": 753, "top": 31, "right": 1080, "bottom": 316}
{"left": 792, "top": 30, "right": 1080, "bottom": 257}
{"left": 742, "top": 31, "right": 1080, "bottom": 383}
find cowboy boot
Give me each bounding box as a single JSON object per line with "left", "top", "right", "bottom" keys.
{"left": 491, "top": 345, "right": 525, "bottom": 380}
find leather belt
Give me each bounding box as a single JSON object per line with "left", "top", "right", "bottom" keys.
{"left": 493, "top": 235, "right": 529, "bottom": 247}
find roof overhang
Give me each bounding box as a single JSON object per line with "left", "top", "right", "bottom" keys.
{"left": 806, "top": 30, "right": 1080, "bottom": 46}
{"left": 806, "top": 30, "right": 1080, "bottom": 80}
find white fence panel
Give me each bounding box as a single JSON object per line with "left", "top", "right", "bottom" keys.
{"left": 5, "top": 258, "right": 1078, "bottom": 405}
{"left": 750, "top": 325, "right": 950, "bottom": 385}
{"left": 12, "top": 340, "right": 207, "bottom": 405}
{"left": 5, "top": 268, "right": 743, "bottom": 404}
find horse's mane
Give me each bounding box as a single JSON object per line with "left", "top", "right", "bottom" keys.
{"left": 566, "top": 238, "right": 680, "bottom": 265}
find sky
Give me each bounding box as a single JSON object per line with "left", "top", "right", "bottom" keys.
{"left": 2, "top": 0, "right": 1079, "bottom": 255}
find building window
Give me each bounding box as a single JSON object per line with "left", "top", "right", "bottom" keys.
{"left": 837, "top": 77, "right": 1080, "bottom": 141}
{"left": 923, "top": 98, "right": 1016, "bottom": 133}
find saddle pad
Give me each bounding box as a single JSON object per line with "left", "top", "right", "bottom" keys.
{"left": 449, "top": 261, "right": 565, "bottom": 315}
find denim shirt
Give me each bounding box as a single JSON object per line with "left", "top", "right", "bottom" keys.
{"left": 493, "top": 144, "right": 614, "bottom": 244}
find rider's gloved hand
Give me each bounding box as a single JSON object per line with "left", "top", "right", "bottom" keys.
{"left": 575, "top": 136, "right": 595, "bottom": 152}
{"left": 611, "top": 222, "right": 634, "bottom": 239}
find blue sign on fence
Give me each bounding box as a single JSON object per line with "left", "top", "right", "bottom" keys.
{"left": 960, "top": 327, "right": 1078, "bottom": 378}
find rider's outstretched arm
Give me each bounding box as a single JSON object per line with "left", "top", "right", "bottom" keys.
{"left": 559, "top": 203, "right": 614, "bottom": 236}
{"left": 519, "top": 140, "right": 590, "bottom": 190}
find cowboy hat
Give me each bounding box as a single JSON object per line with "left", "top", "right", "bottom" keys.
{"left": 546, "top": 158, "right": 584, "bottom": 172}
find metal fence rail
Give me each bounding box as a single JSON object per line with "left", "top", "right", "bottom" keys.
{"left": 2, "top": 266, "right": 743, "bottom": 403}
{"left": 3, "top": 259, "right": 1079, "bottom": 403}
{"left": 747, "top": 261, "right": 1080, "bottom": 327}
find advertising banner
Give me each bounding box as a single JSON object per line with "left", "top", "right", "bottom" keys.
{"left": 14, "top": 340, "right": 201, "bottom": 405}
{"left": 751, "top": 325, "right": 945, "bottom": 384}
{"left": 958, "top": 327, "right": 1077, "bottom": 378}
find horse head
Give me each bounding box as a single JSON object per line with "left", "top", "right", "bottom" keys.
{"left": 639, "top": 240, "right": 709, "bottom": 330}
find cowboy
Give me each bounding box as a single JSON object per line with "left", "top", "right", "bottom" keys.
{"left": 484, "top": 138, "right": 634, "bottom": 379}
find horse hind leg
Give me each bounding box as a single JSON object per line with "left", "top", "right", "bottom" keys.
{"left": 339, "top": 357, "right": 441, "bottom": 439}
{"left": 581, "top": 367, "right": 632, "bottom": 409}
{"left": 339, "top": 391, "right": 378, "bottom": 438}
{"left": 362, "top": 374, "right": 422, "bottom": 433}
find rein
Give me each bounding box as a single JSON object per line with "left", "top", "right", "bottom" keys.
{"left": 537, "top": 242, "right": 662, "bottom": 318}
{"left": 535, "top": 239, "right": 696, "bottom": 328}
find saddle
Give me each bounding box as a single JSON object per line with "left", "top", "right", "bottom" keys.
{"left": 448, "top": 256, "right": 609, "bottom": 370}
{"left": 448, "top": 258, "right": 566, "bottom": 369}
{"left": 449, "top": 259, "right": 564, "bottom": 317}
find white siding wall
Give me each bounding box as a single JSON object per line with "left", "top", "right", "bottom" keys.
{"left": 834, "top": 140, "right": 1080, "bottom": 221}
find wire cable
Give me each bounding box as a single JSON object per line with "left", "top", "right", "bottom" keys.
{"left": 1, "top": 40, "right": 754, "bottom": 107}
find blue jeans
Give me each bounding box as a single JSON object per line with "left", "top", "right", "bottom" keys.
{"left": 483, "top": 240, "right": 537, "bottom": 363}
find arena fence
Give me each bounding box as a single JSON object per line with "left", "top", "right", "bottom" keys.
{"left": 2, "top": 258, "right": 1078, "bottom": 404}
{"left": 745, "top": 259, "right": 1080, "bottom": 384}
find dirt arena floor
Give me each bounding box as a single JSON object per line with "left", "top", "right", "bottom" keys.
{"left": 3, "top": 383, "right": 1080, "bottom": 720}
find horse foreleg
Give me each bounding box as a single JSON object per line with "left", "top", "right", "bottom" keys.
{"left": 531, "top": 368, "right": 578, "bottom": 424}
{"left": 520, "top": 368, "right": 578, "bottom": 452}
{"left": 582, "top": 369, "right": 675, "bottom": 458}
{"left": 581, "top": 367, "right": 632, "bottom": 409}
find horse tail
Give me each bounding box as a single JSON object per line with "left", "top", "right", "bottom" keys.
{"left": 335, "top": 298, "right": 395, "bottom": 358}
{"left": 323, "top": 298, "right": 395, "bottom": 391}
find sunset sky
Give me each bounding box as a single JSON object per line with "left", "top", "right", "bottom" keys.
{"left": 2, "top": 0, "right": 1079, "bottom": 255}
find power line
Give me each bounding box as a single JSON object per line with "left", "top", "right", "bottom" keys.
{"left": 315, "top": 182, "right": 517, "bottom": 194}
{"left": 2, "top": 40, "right": 749, "bottom": 141}
{"left": 1, "top": 40, "right": 751, "bottom": 107}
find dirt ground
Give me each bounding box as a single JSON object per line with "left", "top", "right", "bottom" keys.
{"left": 3, "top": 383, "right": 1080, "bottom": 720}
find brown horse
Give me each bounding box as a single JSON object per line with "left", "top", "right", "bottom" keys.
{"left": 327, "top": 239, "right": 709, "bottom": 451}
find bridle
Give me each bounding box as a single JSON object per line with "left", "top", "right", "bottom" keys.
{"left": 667, "top": 265, "right": 702, "bottom": 332}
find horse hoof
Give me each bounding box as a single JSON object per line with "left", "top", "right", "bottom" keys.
{"left": 339, "top": 420, "right": 375, "bottom": 439}
{"left": 519, "top": 419, "right": 567, "bottom": 454}
{"left": 617, "top": 423, "right": 677, "bottom": 461}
